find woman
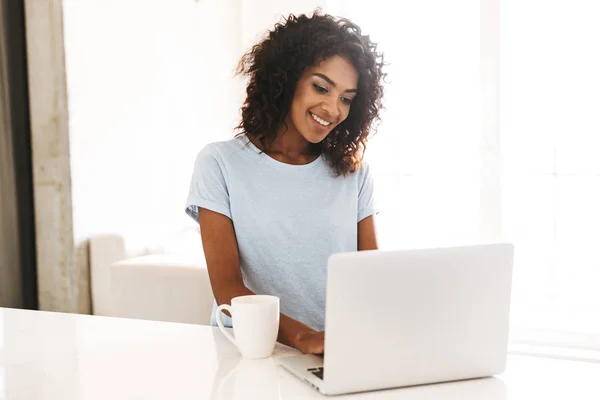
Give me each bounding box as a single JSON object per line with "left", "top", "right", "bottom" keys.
{"left": 185, "top": 11, "right": 385, "bottom": 355}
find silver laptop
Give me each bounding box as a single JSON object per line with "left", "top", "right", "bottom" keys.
{"left": 279, "top": 243, "right": 514, "bottom": 396}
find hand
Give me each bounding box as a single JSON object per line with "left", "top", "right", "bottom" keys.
{"left": 294, "top": 330, "right": 325, "bottom": 355}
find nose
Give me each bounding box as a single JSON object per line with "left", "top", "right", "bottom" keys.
{"left": 321, "top": 97, "right": 339, "bottom": 120}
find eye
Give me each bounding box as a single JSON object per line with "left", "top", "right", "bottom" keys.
{"left": 341, "top": 97, "right": 353, "bottom": 105}
{"left": 313, "top": 83, "right": 328, "bottom": 94}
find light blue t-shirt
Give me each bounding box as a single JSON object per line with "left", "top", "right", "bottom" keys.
{"left": 185, "top": 135, "right": 377, "bottom": 331}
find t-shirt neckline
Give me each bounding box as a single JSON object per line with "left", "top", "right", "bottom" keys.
{"left": 239, "top": 135, "right": 324, "bottom": 170}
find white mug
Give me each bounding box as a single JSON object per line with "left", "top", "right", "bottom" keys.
{"left": 216, "top": 295, "right": 280, "bottom": 359}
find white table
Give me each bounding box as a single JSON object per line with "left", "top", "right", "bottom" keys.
{"left": 1, "top": 308, "right": 599, "bottom": 399}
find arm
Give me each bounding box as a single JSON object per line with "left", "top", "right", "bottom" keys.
{"left": 198, "top": 207, "right": 324, "bottom": 354}
{"left": 358, "top": 215, "right": 378, "bottom": 251}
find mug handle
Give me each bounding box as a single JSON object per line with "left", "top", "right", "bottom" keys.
{"left": 216, "top": 304, "right": 238, "bottom": 348}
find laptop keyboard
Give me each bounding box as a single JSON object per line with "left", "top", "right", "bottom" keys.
{"left": 307, "top": 367, "right": 324, "bottom": 380}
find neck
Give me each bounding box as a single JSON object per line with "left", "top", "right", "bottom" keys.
{"left": 269, "top": 125, "right": 313, "bottom": 157}
{"left": 249, "top": 122, "right": 320, "bottom": 165}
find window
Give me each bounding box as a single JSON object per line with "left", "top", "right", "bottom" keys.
{"left": 338, "top": 0, "right": 600, "bottom": 349}
{"left": 500, "top": 0, "right": 600, "bottom": 346}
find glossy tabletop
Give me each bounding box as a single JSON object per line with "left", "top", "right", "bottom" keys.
{"left": 1, "top": 308, "right": 599, "bottom": 399}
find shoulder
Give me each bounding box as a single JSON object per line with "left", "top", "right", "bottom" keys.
{"left": 353, "top": 158, "right": 374, "bottom": 182}
{"left": 196, "top": 137, "right": 241, "bottom": 158}
{"left": 194, "top": 137, "right": 249, "bottom": 165}
{"left": 356, "top": 159, "right": 372, "bottom": 174}
{"left": 354, "top": 159, "right": 376, "bottom": 195}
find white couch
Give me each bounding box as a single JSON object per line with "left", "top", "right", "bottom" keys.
{"left": 89, "top": 234, "right": 214, "bottom": 325}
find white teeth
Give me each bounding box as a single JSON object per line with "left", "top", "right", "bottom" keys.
{"left": 311, "top": 112, "right": 331, "bottom": 126}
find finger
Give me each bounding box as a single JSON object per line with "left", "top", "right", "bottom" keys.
{"left": 311, "top": 341, "right": 325, "bottom": 354}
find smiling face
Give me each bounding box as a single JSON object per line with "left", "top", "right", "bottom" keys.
{"left": 285, "top": 55, "right": 359, "bottom": 144}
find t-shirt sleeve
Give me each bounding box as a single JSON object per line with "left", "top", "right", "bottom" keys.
{"left": 185, "top": 144, "right": 231, "bottom": 223}
{"left": 357, "top": 161, "right": 378, "bottom": 223}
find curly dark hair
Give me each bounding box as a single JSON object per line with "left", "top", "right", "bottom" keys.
{"left": 235, "top": 10, "right": 385, "bottom": 176}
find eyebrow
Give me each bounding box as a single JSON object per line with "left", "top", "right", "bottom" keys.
{"left": 312, "top": 73, "right": 358, "bottom": 93}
